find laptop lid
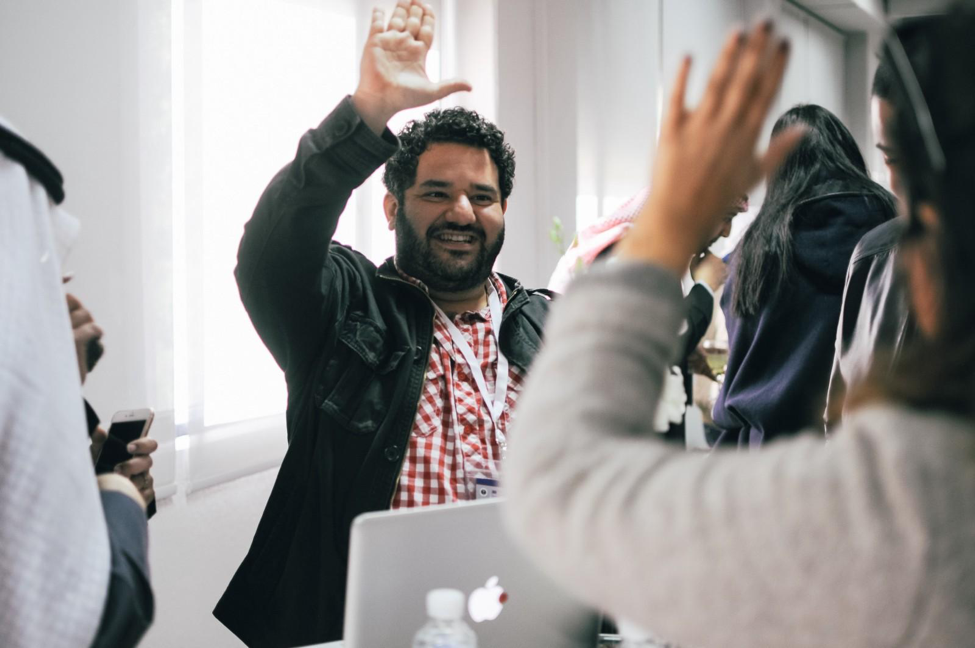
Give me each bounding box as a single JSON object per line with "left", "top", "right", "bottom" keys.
{"left": 344, "top": 498, "right": 600, "bottom": 648}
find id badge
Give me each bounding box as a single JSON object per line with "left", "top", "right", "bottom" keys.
{"left": 475, "top": 477, "right": 501, "bottom": 500}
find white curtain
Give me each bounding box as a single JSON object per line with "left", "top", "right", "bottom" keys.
{"left": 174, "top": 0, "right": 477, "bottom": 492}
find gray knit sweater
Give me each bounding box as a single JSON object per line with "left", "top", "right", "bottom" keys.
{"left": 503, "top": 261, "right": 975, "bottom": 647}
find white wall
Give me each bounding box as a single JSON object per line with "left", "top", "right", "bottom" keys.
{"left": 141, "top": 467, "right": 278, "bottom": 648}
{"left": 575, "top": 0, "right": 660, "bottom": 229}
{"left": 495, "top": 0, "right": 860, "bottom": 285}
{"left": 0, "top": 2, "right": 138, "bottom": 380}
{"left": 0, "top": 0, "right": 178, "bottom": 488}
{"left": 495, "top": 0, "right": 578, "bottom": 290}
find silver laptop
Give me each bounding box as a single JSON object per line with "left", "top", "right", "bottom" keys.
{"left": 343, "top": 498, "right": 601, "bottom": 648}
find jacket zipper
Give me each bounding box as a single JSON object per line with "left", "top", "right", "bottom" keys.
{"left": 377, "top": 272, "right": 434, "bottom": 507}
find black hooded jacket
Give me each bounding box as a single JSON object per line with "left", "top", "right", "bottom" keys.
{"left": 713, "top": 186, "right": 895, "bottom": 447}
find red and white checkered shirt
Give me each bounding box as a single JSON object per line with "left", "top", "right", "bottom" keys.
{"left": 392, "top": 272, "right": 525, "bottom": 509}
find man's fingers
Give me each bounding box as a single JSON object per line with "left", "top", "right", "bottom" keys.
{"left": 139, "top": 473, "right": 155, "bottom": 504}
{"left": 66, "top": 293, "right": 82, "bottom": 311}
{"left": 127, "top": 437, "right": 158, "bottom": 455}
{"left": 406, "top": 2, "right": 424, "bottom": 39}
{"left": 418, "top": 11, "right": 435, "bottom": 50}
{"left": 699, "top": 29, "right": 745, "bottom": 117}
{"left": 70, "top": 307, "right": 93, "bottom": 328}
{"left": 116, "top": 454, "right": 153, "bottom": 477}
{"left": 91, "top": 425, "right": 109, "bottom": 445}
{"left": 759, "top": 125, "right": 807, "bottom": 178}
{"left": 75, "top": 322, "right": 103, "bottom": 344}
{"left": 69, "top": 307, "right": 88, "bottom": 326}
{"left": 431, "top": 78, "right": 473, "bottom": 102}
{"left": 388, "top": 0, "right": 410, "bottom": 31}
{"left": 665, "top": 55, "right": 692, "bottom": 132}
{"left": 132, "top": 471, "right": 152, "bottom": 490}
{"left": 89, "top": 426, "right": 108, "bottom": 463}
{"left": 368, "top": 8, "right": 384, "bottom": 38}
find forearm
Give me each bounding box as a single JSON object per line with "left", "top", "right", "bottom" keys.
{"left": 503, "top": 262, "right": 855, "bottom": 646}
{"left": 235, "top": 96, "right": 398, "bottom": 370}
{"left": 679, "top": 283, "right": 714, "bottom": 360}
{"left": 89, "top": 491, "right": 153, "bottom": 648}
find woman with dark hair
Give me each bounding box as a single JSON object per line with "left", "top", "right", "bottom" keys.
{"left": 713, "top": 104, "right": 895, "bottom": 447}
{"left": 504, "top": 9, "right": 975, "bottom": 647}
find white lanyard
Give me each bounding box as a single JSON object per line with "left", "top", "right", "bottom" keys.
{"left": 431, "top": 284, "right": 510, "bottom": 433}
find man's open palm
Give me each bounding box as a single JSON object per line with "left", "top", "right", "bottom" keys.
{"left": 354, "top": 1, "right": 471, "bottom": 132}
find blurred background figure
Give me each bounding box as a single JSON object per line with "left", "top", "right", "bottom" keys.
{"left": 0, "top": 118, "right": 153, "bottom": 648}
{"left": 713, "top": 104, "right": 895, "bottom": 448}
{"left": 824, "top": 19, "right": 935, "bottom": 428}
{"left": 547, "top": 189, "right": 747, "bottom": 447}
{"left": 547, "top": 190, "right": 748, "bottom": 294}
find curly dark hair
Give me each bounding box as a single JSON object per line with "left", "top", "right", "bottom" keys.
{"left": 383, "top": 107, "right": 516, "bottom": 203}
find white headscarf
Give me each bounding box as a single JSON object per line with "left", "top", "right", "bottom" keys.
{"left": 0, "top": 117, "right": 110, "bottom": 648}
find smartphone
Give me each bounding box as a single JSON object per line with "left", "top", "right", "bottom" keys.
{"left": 95, "top": 408, "right": 154, "bottom": 474}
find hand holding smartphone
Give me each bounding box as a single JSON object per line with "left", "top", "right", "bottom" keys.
{"left": 95, "top": 408, "right": 154, "bottom": 475}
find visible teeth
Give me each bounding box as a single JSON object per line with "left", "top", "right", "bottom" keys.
{"left": 437, "top": 233, "right": 474, "bottom": 243}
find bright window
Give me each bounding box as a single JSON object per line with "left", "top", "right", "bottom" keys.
{"left": 176, "top": 0, "right": 359, "bottom": 430}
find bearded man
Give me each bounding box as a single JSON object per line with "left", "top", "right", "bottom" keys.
{"left": 214, "top": 2, "right": 552, "bottom": 646}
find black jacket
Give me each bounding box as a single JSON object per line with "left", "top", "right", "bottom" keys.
{"left": 664, "top": 283, "right": 713, "bottom": 443}
{"left": 713, "top": 187, "right": 894, "bottom": 447}
{"left": 825, "top": 217, "right": 915, "bottom": 427}
{"left": 214, "top": 97, "right": 553, "bottom": 647}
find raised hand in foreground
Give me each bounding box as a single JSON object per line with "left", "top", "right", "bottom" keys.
{"left": 619, "top": 20, "right": 806, "bottom": 274}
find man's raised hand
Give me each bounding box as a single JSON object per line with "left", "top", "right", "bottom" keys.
{"left": 353, "top": 1, "right": 471, "bottom": 134}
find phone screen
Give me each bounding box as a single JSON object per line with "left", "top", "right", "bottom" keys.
{"left": 95, "top": 420, "right": 147, "bottom": 474}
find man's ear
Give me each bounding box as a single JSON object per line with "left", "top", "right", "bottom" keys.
{"left": 383, "top": 192, "right": 398, "bottom": 232}
{"left": 501, "top": 199, "right": 507, "bottom": 215}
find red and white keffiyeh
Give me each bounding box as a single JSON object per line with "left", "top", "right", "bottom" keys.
{"left": 547, "top": 189, "right": 749, "bottom": 293}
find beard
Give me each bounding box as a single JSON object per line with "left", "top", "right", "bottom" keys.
{"left": 394, "top": 204, "right": 505, "bottom": 293}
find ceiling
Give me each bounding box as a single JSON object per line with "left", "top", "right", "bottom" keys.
{"left": 795, "top": 0, "right": 951, "bottom": 31}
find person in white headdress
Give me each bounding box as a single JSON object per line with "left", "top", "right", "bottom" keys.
{"left": 0, "top": 117, "right": 153, "bottom": 648}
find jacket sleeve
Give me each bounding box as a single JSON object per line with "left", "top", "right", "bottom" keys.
{"left": 502, "top": 261, "right": 926, "bottom": 648}
{"left": 678, "top": 282, "right": 713, "bottom": 361}
{"left": 89, "top": 491, "right": 153, "bottom": 648}
{"left": 825, "top": 242, "right": 868, "bottom": 428}
{"left": 235, "top": 96, "right": 399, "bottom": 377}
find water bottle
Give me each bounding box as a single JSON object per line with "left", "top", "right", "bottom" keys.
{"left": 617, "top": 618, "right": 675, "bottom": 647}
{"left": 412, "top": 588, "right": 477, "bottom": 648}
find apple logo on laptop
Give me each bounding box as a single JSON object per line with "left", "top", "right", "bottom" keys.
{"left": 467, "top": 576, "right": 508, "bottom": 623}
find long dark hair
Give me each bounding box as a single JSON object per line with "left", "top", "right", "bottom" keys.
{"left": 730, "top": 104, "right": 894, "bottom": 318}
{"left": 857, "top": 8, "right": 975, "bottom": 419}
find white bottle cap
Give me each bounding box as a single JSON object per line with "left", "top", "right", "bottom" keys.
{"left": 426, "top": 588, "right": 465, "bottom": 621}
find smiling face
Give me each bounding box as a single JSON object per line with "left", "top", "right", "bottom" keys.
{"left": 385, "top": 142, "right": 507, "bottom": 293}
